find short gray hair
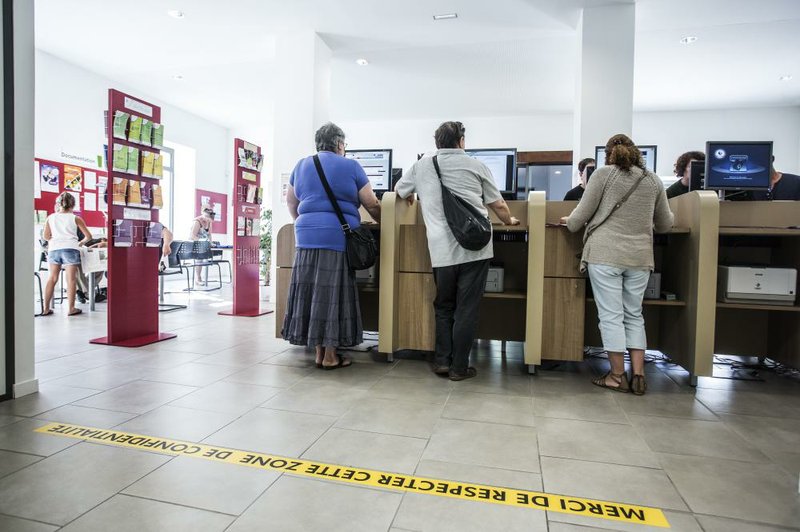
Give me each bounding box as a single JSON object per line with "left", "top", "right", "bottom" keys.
{"left": 315, "top": 122, "right": 345, "bottom": 152}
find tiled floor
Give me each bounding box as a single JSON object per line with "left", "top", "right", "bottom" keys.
{"left": 1, "top": 282, "right": 799, "bottom": 531}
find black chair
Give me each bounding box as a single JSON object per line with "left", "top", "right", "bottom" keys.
{"left": 34, "top": 272, "right": 44, "bottom": 316}
{"left": 182, "top": 240, "right": 223, "bottom": 292}
{"left": 38, "top": 240, "right": 65, "bottom": 304}
{"left": 210, "top": 241, "right": 232, "bottom": 283}
{"left": 159, "top": 241, "right": 191, "bottom": 311}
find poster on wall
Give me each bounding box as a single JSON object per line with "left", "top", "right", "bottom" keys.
{"left": 34, "top": 160, "right": 41, "bottom": 199}
{"left": 84, "top": 170, "right": 97, "bottom": 190}
{"left": 66, "top": 191, "right": 81, "bottom": 212}
{"left": 280, "top": 173, "right": 290, "bottom": 205}
{"left": 98, "top": 176, "right": 108, "bottom": 212}
{"left": 41, "top": 164, "right": 60, "bottom": 193}
{"left": 64, "top": 165, "right": 83, "bottom": 191}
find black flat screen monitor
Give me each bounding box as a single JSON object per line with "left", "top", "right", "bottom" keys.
{"left": 704, "top": 141, "right": 772, "bottom": 191}
{"left": 585, "top": 165, "right": 596, "bottom": 183}
{"left": 345, "top": 149, "right": 392, "bottom": 193}
{"left": 595, "top": 145, "right": 657, "bottom": 173}
{"left": 688, "top": 160, "right": 705, "bottom": 191}
{"left": 464, "top": 148, "right": 517, "bottom": 192}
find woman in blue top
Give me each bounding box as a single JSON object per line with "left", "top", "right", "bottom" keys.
{"left": 282, "top": 123, "right": 382, "bottom": 369}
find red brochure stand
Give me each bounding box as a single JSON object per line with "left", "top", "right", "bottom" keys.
{"left": 219, "top": 138, "right": 271, "bottom": 317}
{"left": 90, "top": 89, "right": 176, "bottom": 346}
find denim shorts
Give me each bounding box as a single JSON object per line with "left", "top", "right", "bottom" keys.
{"left": 48, "top": 249, "right": 82, "bottom": 266}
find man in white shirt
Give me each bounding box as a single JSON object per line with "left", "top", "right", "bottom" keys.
{"left": 395, "top": 121, "right": 519, "bottom": 381}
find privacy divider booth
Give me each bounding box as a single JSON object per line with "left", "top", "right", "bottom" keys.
{"left": 274, "top": 190, "right": 799, "bottom": 383}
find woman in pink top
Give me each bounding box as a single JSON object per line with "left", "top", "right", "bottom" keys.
{"left": 42, "top": 192, "right": 92, "bottom": 316}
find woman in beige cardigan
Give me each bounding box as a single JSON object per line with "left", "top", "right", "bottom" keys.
{"left": 564, "top": 134, "right": 674, "bottom": 395}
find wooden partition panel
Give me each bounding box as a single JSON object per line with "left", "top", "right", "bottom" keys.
{"left": 525, "top": 191, "right": 547, "bottom": 366}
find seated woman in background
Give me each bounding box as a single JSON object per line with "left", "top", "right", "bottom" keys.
{"left": 282, "top": 122, "right": 382, "bottom": 369}
{"left": 42, "top": 192, "right": 92, "bottom": 316}
{"left": 666, "top": 151, "right": 705, "bottom": 199}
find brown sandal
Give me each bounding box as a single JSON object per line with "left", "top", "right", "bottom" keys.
{"left": 592, "top": 371, "right": 630, "bottom": 393}
{"left": 630, "top": 374, "right": 647, "bottom": 396}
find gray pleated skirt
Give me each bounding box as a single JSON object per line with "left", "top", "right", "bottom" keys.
{"left": 281, "top": 248, "right": 363, "bottom": 348}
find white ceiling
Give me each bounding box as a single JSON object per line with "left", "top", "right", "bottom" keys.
{"left": 35, "top": 0, "right": 800, "bottom": 129}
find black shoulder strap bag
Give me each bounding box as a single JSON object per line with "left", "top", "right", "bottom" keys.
{"left": 312, "top": 155, "right": 377, "bottom": 270}
{"left": 432, "top": 155, "right": 492, "bottom": 251}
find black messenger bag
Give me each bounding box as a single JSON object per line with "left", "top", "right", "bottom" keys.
{"left": 312, "top": 155, "right": 378, "bottom": 270}
{"left": 432, "top": 155, "right": 492, "bottom": 251}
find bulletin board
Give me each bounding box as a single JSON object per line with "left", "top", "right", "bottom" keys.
{"left": 33, "top": 158, "right": 107, "bottom": 228}
{"left": 194, "top": 188, "right": 228, "bottom": 234}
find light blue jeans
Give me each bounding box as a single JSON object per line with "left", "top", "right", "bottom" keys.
{"left": 587, "top": 263, "right": 649, "bottom": 353}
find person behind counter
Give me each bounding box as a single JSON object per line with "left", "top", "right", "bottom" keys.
{"left": 395, "top": 121, "right": 520, "bottom": 381}
{"left": 42, "top": 192, "right": 92, "bottom": 316}
{"left": 748, "top": 156, "right": 800, "bottom": 200}
{"left": 666, "top": 151, "right": 705, "bottom": 199}
{"left": 564, "top": 134, "right": 674, "bottom": 395}
{"left": 282, "top": 122, "right": 382, "bottom": 370}
{"left": 563, "top": 158, "right": 596, "bottom": 201}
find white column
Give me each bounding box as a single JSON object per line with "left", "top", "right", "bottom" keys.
{"left": 269, "top": 31, "right": 331, "bottom": 300}
{"left": 572, "top": 3, "right": 636, "bottom": 183}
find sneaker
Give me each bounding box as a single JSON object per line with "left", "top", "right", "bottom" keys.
{"left": 431, "top": 364, "right": 450, "bottom": 376}
{"left": 76, "top": 290, "right": 87, "bottom": 304}
{"left": 94, "top": 293, "right": 107, "bottom": 303}
{"left": 449, "top": 367, "right": 478, "bottom": 381}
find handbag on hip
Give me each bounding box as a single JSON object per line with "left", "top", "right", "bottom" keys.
{"left": 312, "top": 154, "right": 378, "bottom": 271}
{"left": 432, "top": 155, "right": 492, "bottom": 251}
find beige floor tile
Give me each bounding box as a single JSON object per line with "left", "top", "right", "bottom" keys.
{"left": 540, "top": 457, "right": 688, "bottom": 512}
{"left": 423, "top": 419, "right": 540, "bottom": 473}
{"left": 659, "top": 454, "right": 800, "bottom": 528}
{"left": 630, "top": 414, "right": 769, "bottom": 462}
{"left": 302, "top": 427, "right": 427, "bottom": 474}
{"left": 537, "top": 417, "right": 660, "bottom": 468}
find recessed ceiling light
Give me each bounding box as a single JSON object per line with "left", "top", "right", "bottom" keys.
{"left": 554, "top": 171, "right": 562, "bottom": 175}
{"left": 167, "top": 10, "right": 185, "bottom": 19}
{"left": 173, "top": 74, "right": 184, "bottom": 81}
{"left": 433, "top": 13, "right": 458, "bottom": 21}
{"left": 779, "top": 74, "right": 793, "bottom": 82}
{"left": 680, "top": 36, "right": 698, "bottom": 44}
{"left": 355, "top": 58, "right": 369, "bottom": 66}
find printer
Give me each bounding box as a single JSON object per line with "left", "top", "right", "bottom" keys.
{"left": 485, "top": 266, "right": 505, "bottom": 293}
{"left": 717, "top": 266, "right": 797, "bottom": 306}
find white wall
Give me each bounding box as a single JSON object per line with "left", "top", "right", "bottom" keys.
{"left": 633, "top": 107, "right": 800, "bottom": 176}
{"left": 334, "top": 106, "right": 800, "bottom": 181}
{"left": 337, "top": 113, "right": 573, "bottom": 174}
{"left": 35, "top": 51, "right": 231, "bottom": 240}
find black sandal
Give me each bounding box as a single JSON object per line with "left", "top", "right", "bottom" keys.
{"left": 322, "top": 355, "right": 352, "bottom": 370}
{"left": 630, "top": 374, "right": 647, "bottom": 396}
{"left": 40, "top": 309, "right": 54, "bottom": 316}
{"left": 591, "top": 371, "right": 630, "bottom": 393}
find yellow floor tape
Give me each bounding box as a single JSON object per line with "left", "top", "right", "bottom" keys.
{"left": 36, "top": 422, "right": 669, "bottom": 528}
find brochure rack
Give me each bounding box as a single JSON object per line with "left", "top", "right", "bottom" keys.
{"left": 90, "top": 89, "right": 176, "bottom": 346}
{"left": 220, "top": 138, "right": 271, "bottom": 317}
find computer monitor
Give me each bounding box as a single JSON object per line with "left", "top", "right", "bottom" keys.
{"left": 585, "top": 165, "right": 596, "bottom": 183}
{"left": 391, "top": 168, "right": 403, "bottom": 190}
{"left": 464, "top": 148, "right": 517, "bottom": 192}
{"left": 704, "top": 141, "right": 772, "bottom": 191}
{"left": 595, "top": 145, "right": 657, "bottom": 173}
{"left": 688, "top": 160, "right": 705, "bottom": 192}
{"left": 345, "top": 149, "right": 392, "bottom": 193}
